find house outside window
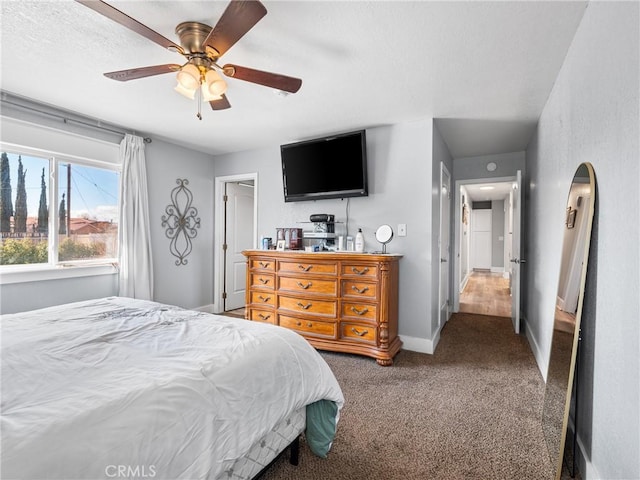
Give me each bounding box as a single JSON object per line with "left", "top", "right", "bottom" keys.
{"left": 0, "top": 146, "right": 120, "bottom": 268}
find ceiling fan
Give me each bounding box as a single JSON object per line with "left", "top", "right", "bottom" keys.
{"left": 76, "top": 0, "right": 302, "bottom": 118}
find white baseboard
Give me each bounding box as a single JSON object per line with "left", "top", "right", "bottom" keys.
{"left": 400, "top": 335, "right": 433, "bottom": 354}
{"left": 193, "top": 303, "right": 216, "bottom": 314}
{"left": 460, "top": 273, "right": 469, "bottom": 292}
{"left": 400, "top": 333, "right": 437, "bottom": 355}
{"left": 491, "top": 267, "right": 505, "bottom": 273}
{"left": 578, "top": 438, "right": 601, "bottom": 480}
{"left": 567, "top": 418, "right": 601, "bottom": 480}
{"left": 525, "top": 316, "right": 547, "bottom": 381}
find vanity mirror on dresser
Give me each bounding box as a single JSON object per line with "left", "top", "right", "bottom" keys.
{"left": 242, "top": 250, "right": 402, "bottom": 365}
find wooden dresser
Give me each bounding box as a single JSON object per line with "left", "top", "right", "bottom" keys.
{"left": 242, "top": 250, "right": 402, "bottom": 365}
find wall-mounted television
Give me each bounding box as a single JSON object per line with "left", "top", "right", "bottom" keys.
{"left": 281, "top": 130, "right": 368, "bottom": 202}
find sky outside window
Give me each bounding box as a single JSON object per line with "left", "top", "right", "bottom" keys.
{"left": 4, "top": 153, "right": 119, "bottom": 222}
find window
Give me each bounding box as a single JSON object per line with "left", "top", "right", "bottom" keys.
{"left": 0, "top": 145, "right": 120, "bottom": 268}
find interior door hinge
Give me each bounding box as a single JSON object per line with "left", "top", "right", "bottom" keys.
{"left": 223, "top": 243, "right": 228, "bottom": 251}
{"left": 222, "top": 292, "right": 227, "bottom": 299}
{"left": 223, "top": 194, "right": 228, "bottom": 202}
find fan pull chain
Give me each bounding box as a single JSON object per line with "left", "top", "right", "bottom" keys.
{"left": 196, "top": 88, "right": 203, "bottom": 121}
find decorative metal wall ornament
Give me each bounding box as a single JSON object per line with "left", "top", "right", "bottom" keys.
{"left": 161, "top": 179, "right": 201, "bottom": 266}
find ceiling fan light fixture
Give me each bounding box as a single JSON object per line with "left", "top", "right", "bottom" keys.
{"left": 174, "top": 82, "right": 196, "bottom": 99}
{"left": 176, "top": 63, "right": 200, "bottom": 90}
{"left": 203, "top": 69, "right": 227, "bottom": 98}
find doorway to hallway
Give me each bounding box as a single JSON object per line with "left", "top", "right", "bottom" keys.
{"left": 454, "top": 176, "right": 523, "bottom": 328}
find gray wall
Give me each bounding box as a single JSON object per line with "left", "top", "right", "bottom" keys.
{"left": 0, "top": 274, "right": 118, "bottom": 314}
{"left": 524, "top": 2, "right": 639, "bottom": 478}
{"left": 145, "top": 139, "right": 215, "bottom": 310}
{"left": 212, "top": 119, "right": 438, "bottom": 346}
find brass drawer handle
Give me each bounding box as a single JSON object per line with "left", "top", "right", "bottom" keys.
{"left": 296, "top": 321, "right": 302, "bottom": 327}
{"left": 307, "top": 322, "right": 313, "bottom": 328}
{"left": 351, "top": 285, "right": 369, "bottom": 294}
{"left": 297, "top": 302, "right": 313, "bottom": 310}
{"left": 258, "top": 313, "right": 271, "bottom": 320}
{"left": 258, "top": 278, "right": 270, "bottom": 285}
{"left": 297, "top": 281, "right": 312, "bottom": 290}
{"left": 351, "top": 266, "right": 370, "bottom": 275}
{"left": 351, "top": 327, "right": 368, "bottom": 337}
{"left": 351, "top": 306, "right": 369, "bottom": 316}
{"left": 258, "top": 261, "right": 270, "bottom": 268}
{"left": 298, "top": 264, "right": 313, "bottom": 272}
{"left": 258, "top": 295, "right": 271, "bottom": 303}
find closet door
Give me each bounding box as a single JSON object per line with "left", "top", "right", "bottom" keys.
{"left": 471, "top": 209, "right": 492, "bottom": 270}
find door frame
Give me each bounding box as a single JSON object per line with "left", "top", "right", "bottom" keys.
{"left": 438, "top": 162, "right": 451, "bottom": 329}
{"left": 214, "top": 173, "right": 259, "bottom": 314}
{"left": 452, "top": 175, "right": 516, "bottom": 313}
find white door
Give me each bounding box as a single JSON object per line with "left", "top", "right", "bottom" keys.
{"left": 439, "top": 163, "right": 451, "bottom": 328}
{"left": 224, "top": 182, "right": 254, "bottom": 311}
{"left": 471, "top": 210, "right": 492, "bottom": 269}
{"left": 510, "top": 170, "right": 523, "bottom": 334}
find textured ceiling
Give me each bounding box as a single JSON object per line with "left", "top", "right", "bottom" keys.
{"left": 0, "top": 1, "right": 587, "bottom": 157}
{"left": 464, "top": 182, "right": 515, "bottom": 202}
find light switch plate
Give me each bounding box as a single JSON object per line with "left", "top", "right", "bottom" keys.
{"left": 398, "top": 224, "right": 407, "bottom": 237}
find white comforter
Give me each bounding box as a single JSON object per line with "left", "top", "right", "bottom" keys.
{"left": 1, "top": 297, "right": 344, "bottom": 480}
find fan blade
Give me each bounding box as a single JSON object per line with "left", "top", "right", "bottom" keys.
{"left": 203, "top": 0, "right": 267, "bottom": 57}
{"left": 76, "top": 0, "right": 182, "bottom": 51}
{"left": 210, "top": 95, "right": 232, "bottom": 110}
{"left": 222, "top": 64, "right": 302, "bottom": 93}
{"left": 104, "top": 64, "right": 181, "bottom": 82}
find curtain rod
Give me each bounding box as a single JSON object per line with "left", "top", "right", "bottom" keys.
{"left": 1, "top": 97, "right": 152, "bottom": 144}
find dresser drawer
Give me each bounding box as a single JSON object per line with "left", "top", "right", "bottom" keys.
{"left": 278, "top": 295, "right": 337, "bottom": 317}
{"left": 248, "top": 308, "right": 276, "bottom": 324}
{"left": 342, "top": 302, "right": 377, "bottom": 322}
{"left": 278, "top": 261, "right": 337, "bottom": 276}
{"left": 250, "top": 273, "right": 275, "bottom": 290}
{"left": 279, "top": 276, "right": 338, "bottom": 296}
{"left": 341, "top": 263, "right": 379, "bottom": 279}
{"left": 342, "top": 280, "right": 377, "bottom": 299}
{"left": 251, "top": 258, "right": 275, "bottom": 271}
{"left": 250, "top": 291, "right": 275, "bottom": 306}
{"left": 279, "top": 315, "right": 336, "bottom": 339}
{"left": 340, "top": 322, "right": 377, "bottom": 344}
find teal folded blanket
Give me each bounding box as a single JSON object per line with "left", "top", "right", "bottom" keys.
{"left": 305, "top": 399, "right": 339, "bottom": 458}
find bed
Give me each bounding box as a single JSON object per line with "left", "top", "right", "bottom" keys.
{"left": 1, "top": 297, "right": 344, "bottom": 479}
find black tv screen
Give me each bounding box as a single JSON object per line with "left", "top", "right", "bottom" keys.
{"left": 281, "top": 130, "right": 368, "bottom": 202}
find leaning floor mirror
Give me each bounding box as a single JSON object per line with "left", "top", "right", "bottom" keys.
{"left": 542, "top": 163, "right": 596, "bottom": 479}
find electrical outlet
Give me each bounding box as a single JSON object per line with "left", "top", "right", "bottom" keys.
{"left": 398, "top": 224, "right": 407, "bottom": 237}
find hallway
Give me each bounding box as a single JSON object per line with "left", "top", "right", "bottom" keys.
{"left": 459, "top": 271, "right": 511, "bottom": 317}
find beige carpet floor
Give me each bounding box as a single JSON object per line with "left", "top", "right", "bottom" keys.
{"left": 262, "top": 313, "right": 563, "bottom": 480}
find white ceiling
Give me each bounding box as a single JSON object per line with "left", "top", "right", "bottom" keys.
{"left": 464, "top": 181, "right": 515, "bottom": 202}
{"left": 0, "top": 1, "right": 587, "bottom": 157}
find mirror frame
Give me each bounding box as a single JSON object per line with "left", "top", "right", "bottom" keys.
{"left": 542, "top": 162, "right": 596, "bottom": 480}
{"left": 375, "top": 224, "right": 394, "bottom": 253}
